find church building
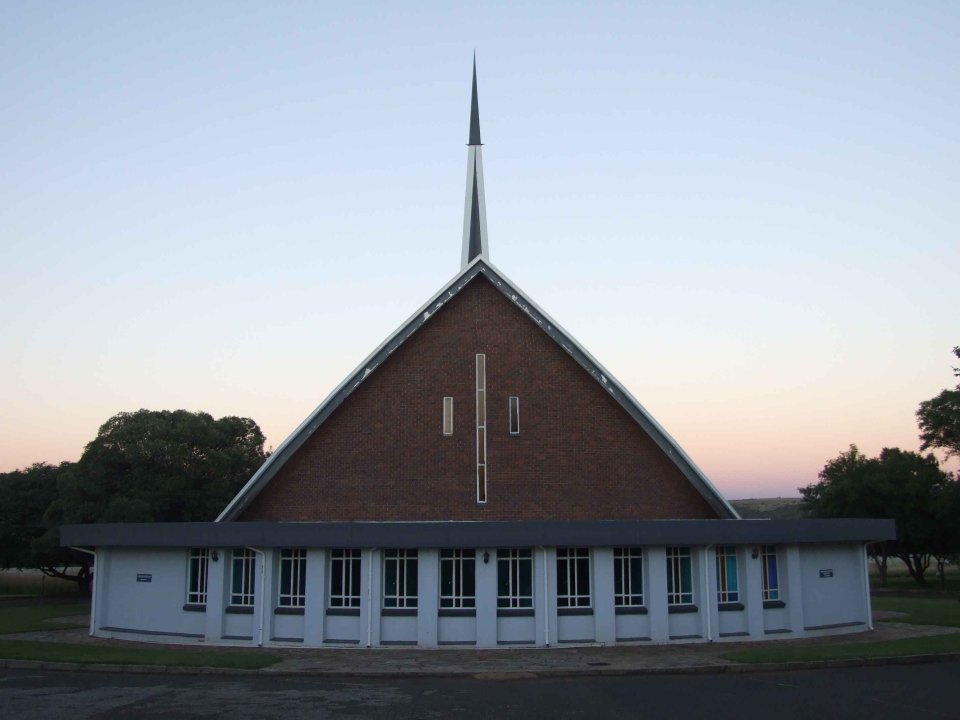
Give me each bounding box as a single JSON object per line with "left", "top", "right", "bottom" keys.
{"left": 63, "top": 62, "right": 893, "bottom": 648}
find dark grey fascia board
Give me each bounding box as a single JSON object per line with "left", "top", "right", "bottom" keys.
{"left": 62, "top": 518, "right": 895, "bottom": 550}
{"left": 218, "top": 259, "right": 738, "bottom": 522}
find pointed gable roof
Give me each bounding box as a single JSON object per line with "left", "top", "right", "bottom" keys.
{"left": 218, "top": 258, "right": 739, "bottom": 521}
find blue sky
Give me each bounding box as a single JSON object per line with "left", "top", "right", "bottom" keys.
{"left": 2, "top": 2, "right": 958, "bottom": 497}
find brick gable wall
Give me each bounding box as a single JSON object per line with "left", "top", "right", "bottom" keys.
{"left": 238, "top": 276, "right": 719, "bottom": 521}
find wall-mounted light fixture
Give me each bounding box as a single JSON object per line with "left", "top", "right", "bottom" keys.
{"left": 211, "top": 550, "right": 220, "bottom": 562}
{"left": 483, "top": 551, "right": 490, "bottom": 564}
{"left": 751, "top": 546, "right": 759, "bottom": 559}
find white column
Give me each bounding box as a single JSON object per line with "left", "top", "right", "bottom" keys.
{"left": 90, "top": 548, "right": 108, "bottom": 635}
{"left": 647, "top": 547, "right": 669, "bottom": 642}
{"left": 786, "top": 545, "right": 804, "bottom": 633}
{"left": 535, "top": 547, "right": 557, "bottom": 646}
{"left": 204, "top": 548, "right": 227, "bottom": 641}
{"left": 362, "top": 548, "right": 381, "bottom": 647}
{"left": 592, "top": 548, "right": 616, "bottom": 644}
{"left": 418, "top": 549, "right": 439, "bottom": 647}
{"left": 744, "top": 545, "right": 765, "bottom": 639}
{"left": 475, "top": 548, "right": 497, "bottom": 647}
{"left": 304, "top": 549, "right": 326, "bottom": 645}
{"left": 257, "top": 550, "right": 274, "bottom": 644}
{"left": 702, "top": 546, "right": 717, "bottom": 642}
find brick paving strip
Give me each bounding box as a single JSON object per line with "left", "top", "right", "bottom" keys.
{"left": 2, "top": 611, "right": 958, "bottom": 677}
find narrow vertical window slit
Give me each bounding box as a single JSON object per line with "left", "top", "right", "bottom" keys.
{"left": 476, "top": 353, "right": 487, "bottom": 503}
{"left": 442, "top": 396, "right": 454, "bottom": 436}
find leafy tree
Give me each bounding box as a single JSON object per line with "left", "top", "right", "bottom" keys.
{"left": 930, "top": 479, "right": 960, "bottom": 584}
{"left": 917, "top": 346, "right": 960, "bottom": 458}
{"left": 801, "top": 445, "right": 957, "bottom": 586}
{"left": 801, "top": 446, "right": 893, "bottom": 584}
{"left": 0, "top": 463, "right": 69, "bottom": 569}
{"left": 0, "top": 462, "right": 93, "bottom": 592}
{"left": 872, "top": 448, "right": 955, "bottom": 585}
{"left": 32, "top": 409, "right": 267, "bottom": 594}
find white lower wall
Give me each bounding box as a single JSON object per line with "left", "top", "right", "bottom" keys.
{"left": 799, "top": 544, "right": 868, "bottom": 631}
{"left": 614, "top": 610, "right": 651, "bottom": 641}
{"left": 97, "top": 548, "right": 204, "bottom": 638}
{"left": 717, "top": 609, "right": 747, "bottom": 638}
{"left": 497, "top": 614, "right": 536, "bottom": 645}
{"left": 438, "top": 614, "right": 476, "bottom": 645}
{"left": 272, "top": 612, "right": 304, "bottom": 642}
{"left": 380, "top": 614, "right": 417, "bottom": 644}
{"left": 557, "top": 612, "right": 594, "bottom": 643}
{"left": 91, "top": 542, "right": 871, "bottom": 647}
{"left": 325, "top": 612, "right": 361, "bottom": 644}
{"left": 223, "top": 610, "right": 254, "bottom": 640}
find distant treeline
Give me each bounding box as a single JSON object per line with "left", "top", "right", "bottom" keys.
{"left": 730, "top": 498, "right": 805, "bottom": 520}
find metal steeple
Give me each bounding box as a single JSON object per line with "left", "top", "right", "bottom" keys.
{"left": 469, "top": 56, "right": 482, "bottom": 146}
{"left": 461, "top": 55, "right": 488, "bottom": 269}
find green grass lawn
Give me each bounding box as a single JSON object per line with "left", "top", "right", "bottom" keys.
{"left": 722, "top": 633, "right": 960, "bottom": 664}
{"left": 872, "top": 596, "right": 960, "bottom": 627}
{"left": 0, "top": 639, "right": 281, "bottom": 669}
{"left": 0, "top": 602, "right": 281, "bottom": 669}
{"left": 0, "top": 604, "right": 90, "bottom": 634}
{"left": 871, "top": 573, "right": 960, "bottom": 593}
{"left": 723, "top": 595, "right": 960, "bottom": 664}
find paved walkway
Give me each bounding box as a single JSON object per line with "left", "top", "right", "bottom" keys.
{"left": 3, "top": 610, "right": 959, "bottom": 677}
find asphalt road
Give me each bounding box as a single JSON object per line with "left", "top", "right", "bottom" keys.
{"left": 1, "top": 663, "right": 956, "bottom": 719}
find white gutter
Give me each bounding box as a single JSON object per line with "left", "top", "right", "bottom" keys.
{"left": 70, "top": 547, "right": 97, "bottom": 637}
{"left": 246, "top": 547, "right": 266, "bottom": 647}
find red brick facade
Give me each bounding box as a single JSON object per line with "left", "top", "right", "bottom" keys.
{"left": 239, "top": 276, "right": 719, "bottom": 521}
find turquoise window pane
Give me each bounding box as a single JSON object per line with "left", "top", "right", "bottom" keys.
{"left": 726, "top": 556, "right": 738, "bottom": 593}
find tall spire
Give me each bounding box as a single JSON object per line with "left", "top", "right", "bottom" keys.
{"left": 469, "top": 55, "right": 482, "bottom": 145}
{"left": 461, "top": 55, "right": 488, "bottom": 268}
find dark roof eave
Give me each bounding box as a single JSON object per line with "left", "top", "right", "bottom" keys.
{"left": 62, "top": 518, "right": 895, "bottom": 550}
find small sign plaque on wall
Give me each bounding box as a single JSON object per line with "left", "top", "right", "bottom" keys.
{"left": 819, "top": 569, "right": 834, "bottom": 578}
{"left": 136, "top": 573, "right": 152, "bottom": 583}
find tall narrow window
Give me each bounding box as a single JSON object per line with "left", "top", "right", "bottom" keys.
{"left": 556, "top": 547, "right": 591, "bottom": 608}
{"left": 761, "top": 545, "right": 780, "bottom": 602}
{"left": 715, "top": 546, "right": 739, "bottom": 604}
{"left": 509, "top": 396, "right": 520, "bottom": 435}
{"left": 329, "top": 549, "right": 361, "bottom": 608}
{"left": 440, "top": 549, "right": 476, "bottom": 609}
{"left": 666, "top": 546, "right": 693, "bottom": 606}
{"left": 278, "top": 548, "right": 307, "bottom": 608}
{"left": 186, "top": 548, "right": 209, "bottom": 606}
{"left": 383, "top": 549, "right": 418, "bottom": 609}
{"left": 497, "top": 548, "right": 533, "bottom": 609}
{"left": 476, "top": 354, "right": 487, "bottom": 503}
{"left": 442, "top": 396, "right": 454, "bottom": 436}
{"left": 614, "top": 548, "right": 643, "bottom": 607}
{"left": 230, "top": 548, "right": 256, "bottom": 606}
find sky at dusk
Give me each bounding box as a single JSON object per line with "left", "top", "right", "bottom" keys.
{"left": 2, "top": 2, "right": 958, "bottom": 499}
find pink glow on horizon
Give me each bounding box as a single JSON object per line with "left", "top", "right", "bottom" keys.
{"left": 2, "top": 3, "right": 958, "bottom": 502}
